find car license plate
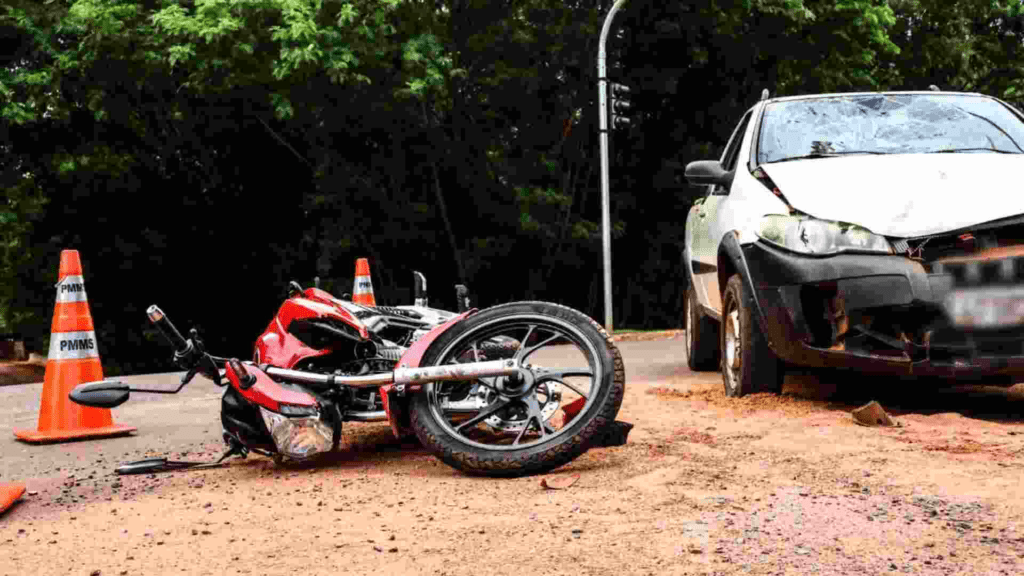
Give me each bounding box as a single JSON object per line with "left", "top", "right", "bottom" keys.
{"left": 944, "top": 286, "right": 1024, "bottom": 329}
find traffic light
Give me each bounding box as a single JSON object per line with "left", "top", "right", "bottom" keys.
{"left": 609, "top": 82, "right": 634, "bottom": 130}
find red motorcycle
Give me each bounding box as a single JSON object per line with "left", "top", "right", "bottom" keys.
{"left": 71, "top": 275, "right": 625, "bottom": 477}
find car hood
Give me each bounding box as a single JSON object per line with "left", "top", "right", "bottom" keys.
{"left": 760, "top": 154, "right": 1024, "bottom": 238}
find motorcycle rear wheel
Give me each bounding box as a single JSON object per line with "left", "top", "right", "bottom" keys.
{"left": 409, "top": 301, "right": 625, "bottom": 477}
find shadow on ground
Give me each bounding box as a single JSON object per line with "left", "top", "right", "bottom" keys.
{"left": 781, "top": 368, "right": 1024, "bottom": 424}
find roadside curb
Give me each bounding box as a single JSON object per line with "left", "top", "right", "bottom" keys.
{"left": 0, "top": 362, "right": 47, "bottom": 387}
{"left": 611, "top": 329, "right": 684, "bottom": 343}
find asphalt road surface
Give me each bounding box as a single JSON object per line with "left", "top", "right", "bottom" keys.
{"left": 0, "top": 338, "right": 686, "bottom": 480}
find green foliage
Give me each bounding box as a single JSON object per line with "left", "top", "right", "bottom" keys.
{"left": 3, "top": 0, "right": 1024, "bottom": 364}
{"left": 878, "top": 0, "right": 1024, "bottom": 109}
{"left": 0, "top": 184, "right": 48, "bottom": 333}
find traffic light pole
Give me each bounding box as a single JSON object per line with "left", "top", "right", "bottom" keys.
{"left": 597, "top": 0, "right": 628, "bottom": 333}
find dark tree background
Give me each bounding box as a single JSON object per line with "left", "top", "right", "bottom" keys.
{"left": 3, "top": 0, "right": 1023, "bottom": 374}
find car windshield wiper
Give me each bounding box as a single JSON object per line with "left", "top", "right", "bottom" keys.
{"left": 932, "top": 147, "right": 1021, "bottom": 154}
{"left": 765, "top": 151, "right": 889, "bottom": 164}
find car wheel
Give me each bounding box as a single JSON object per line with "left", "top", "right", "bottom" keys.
{"left": 686, "top": 283, "right": 720, "bottom": 371}
{"left": 720, "top": 274, "right": 784, "bottom": 397}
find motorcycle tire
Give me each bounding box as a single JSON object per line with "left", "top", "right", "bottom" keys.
{"left": 409, "top": 301, "right": 625, "bottom": 477}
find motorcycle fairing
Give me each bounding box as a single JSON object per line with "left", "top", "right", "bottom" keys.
{"left": 300, "top": 288, "right": 374, "bottom": 337}
{"left": 255, "top": 316, "right": 329, "bottom": 367}
{"left": 379, "top": 309, "right": 475, "bottom": 438}
{"left": 225, "top": 362, "right": 318, "bottom": 413}
{"left": 256, "top": 294, "right": 370, "bottom": 367}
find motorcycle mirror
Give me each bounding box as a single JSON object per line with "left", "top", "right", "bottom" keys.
{"left": 455, "top": 284, "right": 471, "bottom": 313}
{"left": 114, "top": 457, "right": 217, "bottom": 475}
{"left": 69, "top": 380, "right": 130, "bottom": 408}
{"left": 413, "top": 271, "right": 428, "bottom": 307}
{"left": 116, "top": 458, "right": 170, "bottom": 475}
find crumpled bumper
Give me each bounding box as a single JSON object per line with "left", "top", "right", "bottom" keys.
{"left": 742, "top": 240, "right": 1024, "bottom": 378}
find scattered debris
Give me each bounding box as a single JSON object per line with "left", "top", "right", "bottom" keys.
{"left": 595, "top": 421, "right": 634, "bottom": 447}
{"left": 852, "top": 401, "right": 899, "bottom": 427}
{"left": 540, "top": 473, "right": 581, "bottom": 490}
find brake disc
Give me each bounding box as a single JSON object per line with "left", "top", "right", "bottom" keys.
{"left": 485, "top": 381, "right": 563, "bottom": 432}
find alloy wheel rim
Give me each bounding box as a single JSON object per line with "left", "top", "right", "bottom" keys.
{"left": 425, "top": 315, "right": 599, "bottom": 451}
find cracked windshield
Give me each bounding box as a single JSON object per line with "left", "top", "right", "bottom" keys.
{"left": 758, "top": 94, "right": 1024, "bottom": 163}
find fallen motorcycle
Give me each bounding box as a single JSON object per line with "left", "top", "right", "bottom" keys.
{"left": 70, "top": 273, "right": 625, "bottom": 477}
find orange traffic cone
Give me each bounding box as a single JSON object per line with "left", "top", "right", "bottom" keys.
{"left": 0, "top": 482, "right": 26, "bottom": 515}
{"left": 352, "top": 258, "right": 377, "bottom": 306}
{"left": 13, "top": 250, "right": 136, "bottom": 443}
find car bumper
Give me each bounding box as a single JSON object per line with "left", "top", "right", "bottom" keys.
{"left": 743, "top": 240, "right": 1024, "bottom": 379}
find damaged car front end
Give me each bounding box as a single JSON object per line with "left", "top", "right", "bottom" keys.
{"left": 685, "top": 91, "right": 1024, "bottom": 393}
{"left": 744, "top": 218, "right": 1024, "bottom": 379}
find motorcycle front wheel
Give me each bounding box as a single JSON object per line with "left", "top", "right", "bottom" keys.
{"left": 409, "top": 301, "right": 625, "bottom": 477}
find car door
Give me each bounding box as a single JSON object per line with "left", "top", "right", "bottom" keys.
{"left": 685, "top": 179, "right": 717, "bottom": 313}
{"left": 688, "top": 109, "right": 754, "bottom": 315}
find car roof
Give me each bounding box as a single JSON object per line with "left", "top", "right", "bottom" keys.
{"left": 764, "top": 90, "right": 991, "bottom": 105}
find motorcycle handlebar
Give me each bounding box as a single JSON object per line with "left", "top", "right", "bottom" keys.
{"left": 146, "top": 305, "right": 189, "bottom": 354}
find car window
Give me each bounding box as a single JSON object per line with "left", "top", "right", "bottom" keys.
{"left": 703, "top": 111, "right": 753, "bottom": 197}
{"left": 722, "top": 112, "right": 753, "bottom": 172}
{"left": 757, "top": 94, "right": 1024, "bottom": 164}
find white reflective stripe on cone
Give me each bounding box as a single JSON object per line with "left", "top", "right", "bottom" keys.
{"left": 47, "top": 331, "right": 100, "bottom": 360}
{"left": 354, "top": 276, "right": 374, "bottom": 294}
{"left": 55, "top": 275, "right": 88, "bottom": 303}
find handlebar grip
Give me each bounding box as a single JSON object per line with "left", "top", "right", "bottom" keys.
{"left": 146, "top": 305, "right": 189, "bottom": 353}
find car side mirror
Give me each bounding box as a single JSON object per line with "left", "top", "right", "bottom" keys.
{"left": 684, "top": 160, "right": 731, "bottom": 187}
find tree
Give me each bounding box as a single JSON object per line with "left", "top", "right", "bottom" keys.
{"left": 4, "top": 0, "right": 1020, "bottom": 371}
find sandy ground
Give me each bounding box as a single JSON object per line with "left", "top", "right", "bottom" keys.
{"left": 2, "top": 334, "right": 1024, "bottom": 576}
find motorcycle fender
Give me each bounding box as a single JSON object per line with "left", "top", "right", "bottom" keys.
{"left": 380, "top": 309, "right": 475, "bottom": 438}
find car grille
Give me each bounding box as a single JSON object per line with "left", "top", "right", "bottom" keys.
{"left": 932, "top": 248, "right": 1024, "bottom": 286}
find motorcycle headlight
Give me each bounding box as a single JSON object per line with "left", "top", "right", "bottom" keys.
{"left": 756, "top": 215, "right": 892, "bottom": 256}
{"left": 259, "top": 406, "right": 334, "bottom": 460}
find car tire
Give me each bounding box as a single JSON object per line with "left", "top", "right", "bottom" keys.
{"left": 720, "top": 274, "right": 784, "bottom": 397}
{"left": 686, "top": 283, "right": 720, "bottom": 371}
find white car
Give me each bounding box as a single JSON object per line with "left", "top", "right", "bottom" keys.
{"left": 683, "top": 90, "right": 1024, "bottom": 397}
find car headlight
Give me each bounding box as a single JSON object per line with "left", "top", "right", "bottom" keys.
{"left": 756, "top": 215, "right": 892, "bottom": 255}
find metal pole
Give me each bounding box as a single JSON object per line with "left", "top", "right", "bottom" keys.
{"left": 598, "top": 0, "right": 628, "bottom": 334}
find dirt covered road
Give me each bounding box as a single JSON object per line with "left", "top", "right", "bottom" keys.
{"left": 2, "top": 335, "right": 1024, "bottom": 576}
